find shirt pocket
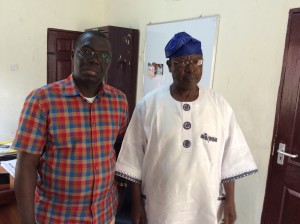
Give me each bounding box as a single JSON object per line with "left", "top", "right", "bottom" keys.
{"left": 195, "top": 124, "right": 220, "bottom": 165}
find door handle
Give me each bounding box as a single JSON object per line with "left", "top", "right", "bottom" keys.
{"left": 277, "top": 143, "right": 298, "bottom": 165}
{"left": 277, "top": 150, "right": 298, "bottom": 158}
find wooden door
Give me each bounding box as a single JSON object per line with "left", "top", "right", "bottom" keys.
{"left": 261, "top": 8, "right": 300, "bottom": 224}
{"left": 47, "top": 28, "right": 82, "bottom": 84}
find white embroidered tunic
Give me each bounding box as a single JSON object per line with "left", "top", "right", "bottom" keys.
{"left": 116, "top": 86, "right": 257, "bottom": 224}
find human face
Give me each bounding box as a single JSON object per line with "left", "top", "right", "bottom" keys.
{"left": 168, "top": 54, "right": 203, "bottom": 90}
{"left": 73, "top": 33, "right": 112, "bottom": 84}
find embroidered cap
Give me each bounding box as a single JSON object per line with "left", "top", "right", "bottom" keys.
{"left": 165, "top": 32, "right": 203, "bottom": 58}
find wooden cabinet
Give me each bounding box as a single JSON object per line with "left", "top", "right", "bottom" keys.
{"left": 86, "top": 26, "right": 139, "bottom": 120}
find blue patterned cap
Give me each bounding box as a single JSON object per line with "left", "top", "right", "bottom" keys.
{"left": 165, "top": 32, "right": 202, "bottom": 58}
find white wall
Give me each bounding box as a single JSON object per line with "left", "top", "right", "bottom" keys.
{"left": 1, "top": 0, "right": 300, "bottom": 223}
{"left": 101, "top": 0, "right": 299, "bottom": 223}
{"left": 0, "top": 0, "right": 104, "bottom": 140}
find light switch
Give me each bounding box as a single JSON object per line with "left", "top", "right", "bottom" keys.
{"left": 10, "top": 64, "right": 18, "bottom": 71}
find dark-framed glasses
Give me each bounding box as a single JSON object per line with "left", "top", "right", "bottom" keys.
{"left": 78, "top": 47, "right": 111, "bottom": 63}
{"left": 173, "top": 59, "right": 203, "bottom": 67}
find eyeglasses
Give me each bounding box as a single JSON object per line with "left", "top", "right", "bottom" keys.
{"left": 172, "top": 59, "right": 203, "bottom": 68}
{"left": 78, "top": 47, "right": 111, "bottom": 63}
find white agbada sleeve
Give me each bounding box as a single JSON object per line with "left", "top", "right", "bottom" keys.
{"left": 116, "top": 100, "right": 146, "bottom": 183}
{"left": 220, "top": 97, "right": 257, "bottom": 182}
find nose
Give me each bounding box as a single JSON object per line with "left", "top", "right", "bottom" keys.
{"left": 185, "top": 62, "right": 195, "bottom": 72}
{"left": 88, "top": 54, "right": 100, "bottom": 64}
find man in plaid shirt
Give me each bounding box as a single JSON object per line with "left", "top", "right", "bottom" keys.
{"left": 12, "top": 31, "right": 128, "bottom": 224}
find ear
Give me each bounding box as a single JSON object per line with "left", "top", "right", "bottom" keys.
{"left": 166, "top": 60, "right": 172, "bottom": 72}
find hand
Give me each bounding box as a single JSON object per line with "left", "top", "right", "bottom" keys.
{"left": 115, "top": 181, "right": 127, "bottom": 212}
{"left": 131, "top": 201, "right": 147, "bottom": 224}
{"left": 220, "top": 199, "right": 236, "bottom": 224}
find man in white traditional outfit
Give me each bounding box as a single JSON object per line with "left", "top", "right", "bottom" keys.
{"left": 116, "top": 32, "right": 258, "bottom": 224}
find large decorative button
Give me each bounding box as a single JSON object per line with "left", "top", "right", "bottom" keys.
{"left": 183, "top": 140, "right": 191, "bottom": 148}
{"left": 183, "top": 122, "right": 191, "bottom": 130}
{"left": 183, "top": 104, "right": 190, "bottom": 111}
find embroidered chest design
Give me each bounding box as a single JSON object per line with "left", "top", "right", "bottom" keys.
{"left": 200, "top": 133, "right": 218, "bottom": 143}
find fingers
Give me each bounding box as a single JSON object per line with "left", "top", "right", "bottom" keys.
{"left": 220, "top": 216, "right": 236, "bottom": 224}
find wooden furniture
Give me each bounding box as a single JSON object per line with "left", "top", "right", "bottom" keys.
{"left": 0, "top": 166, "right": 20, "bottom": 224}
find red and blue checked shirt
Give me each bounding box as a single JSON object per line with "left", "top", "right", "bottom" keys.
{"left": 12, "top": 75, "right": 128, "bottom": 224}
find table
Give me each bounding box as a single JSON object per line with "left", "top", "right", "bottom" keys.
{"left": 0, "top": 165, "right": 20, "bottom": 224}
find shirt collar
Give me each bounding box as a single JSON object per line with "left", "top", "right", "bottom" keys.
{"left": 62, "top": 75, "right": 113, "bottom": 98}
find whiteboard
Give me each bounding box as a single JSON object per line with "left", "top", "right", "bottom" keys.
{"left": 143, "top": 15, "right": 219, "bottom": 95}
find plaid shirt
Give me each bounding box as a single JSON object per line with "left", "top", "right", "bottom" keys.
{"left": 12, "top": 75, "right": 128, "bottom": 224}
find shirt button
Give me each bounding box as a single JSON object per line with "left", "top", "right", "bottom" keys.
{"left": 183, "top": 140, "right": 191, "bottom": 148}
{"left": 93, "top": 123, "right": 96, "bottom": 127}
{"left": 183, "top": 122, "right": 191, "bottom": 130}
{"left": 183, "top": 104, "right": 190, "bottom": 111}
